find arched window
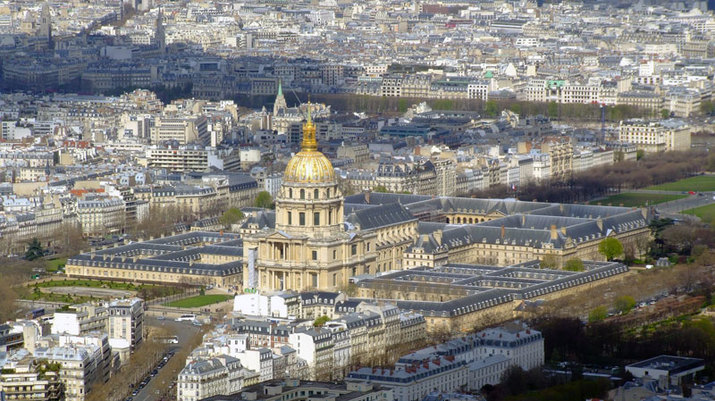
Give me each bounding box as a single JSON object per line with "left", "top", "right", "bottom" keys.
{"left": 314, "top": 189, "right": 319, "bottom": 199}
{"left": 327, "top": 188, "right": 330, "bottom": 197}
{"left": 300, "top": 189, "right": 305, "bottom": 199}
{"left": 289, "top": 188, "right": 293, "bottom": 198}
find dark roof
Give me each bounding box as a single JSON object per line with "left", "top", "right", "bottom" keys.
{"left": 345, "top": 202, "right": 416, "bottom": 230}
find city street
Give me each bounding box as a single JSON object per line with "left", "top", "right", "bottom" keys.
{"left": 656, "top": 192, "right": 715, "bottom": 215}
{"left": 130, "top": 317, "right": 202, "bottom": 401}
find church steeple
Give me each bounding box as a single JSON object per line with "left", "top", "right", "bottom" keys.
{"left": 273, "top": 79, "right": 287, "bottom": 116}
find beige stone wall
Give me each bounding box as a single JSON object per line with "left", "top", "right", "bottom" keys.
{"left": 418, "top": 270, "right": 633, "bottom": 334}
{"left": 64, "top": 263, "right": 241, "bottom": 287}
{"left": 404, "top": 226, "right": 651, "bottom": 269}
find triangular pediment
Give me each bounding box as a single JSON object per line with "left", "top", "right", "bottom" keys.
{"left": 267, "top": 230, "right": 293, "bottom": 240}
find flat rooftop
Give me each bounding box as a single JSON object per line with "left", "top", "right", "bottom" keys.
{"left": 627, "top": 355, "right": 705, "bottom": 376}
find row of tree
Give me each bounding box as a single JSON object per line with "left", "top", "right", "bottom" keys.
{"left": 467, "top": 150, "right": 710, "bottom": 203}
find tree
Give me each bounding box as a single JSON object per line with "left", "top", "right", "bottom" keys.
{"left": 508, "top": 103, "right": 522, "bottom": 115}
{"left": 485, "top": 100, "right": 498, "bottom": 117}
{"left": 219, "top": 208, "right": 245, "bottom": 227}
{"left": 614, "top": 295, "right": 636, "bottom": 314}
{"left": 51, "top": 223, "right": 87, "bottom": 257}
{"left": 540, "top": 254, "right": 557, "bottom": 269}
{"left": 373, "top": 185, "right": 389, "bottom": 193}
{"left": 254, "top": 191, "right": 274, "bottom": 209}
{"left": 564, "top": 258, "right": 584, "bottom": 272}
{"left": 598, "top": 237, "right": 623, "bottom": 261}
{"left": 547, "top": 102, "right": 558, "bottom": 119}
{"left": 701, "top": 100, "right": 715, "bottom": 116}
{"left": 25, "top": 238, "right": 44, "bottom": 261}
{"left": 661, "top": 224, "right": 699, "bottom": 255}
{"left": 660, "top": 109, "right": 670, "bottom": 119}
{"left": 588, "top": 306, "right": 608, "bottom": 323}
{"left": 313, "top": 315, "right": 330, "bottom": 327}
{"left": 0, "top": 281, "right": 17, "bottom": 322}
{"left": 337, "top": 176, "right": 355, "bottom": 196}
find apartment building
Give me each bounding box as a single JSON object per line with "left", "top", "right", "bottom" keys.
{"left": 146, "top": 147, "right": 222, "bottom": 172}
{"left": 52, "top": 305, "right": 108, "bottom": 337}
{"left": 76, "top": 196, "right": 125, "bottom": 237}
{"left": 33, "top": 346, "right": 99, "bottom": 401}
{"left": 347, "top": 357, "right": 469, "bottom": 401}
{"left": 199, "top": 380, "right": 392, "bottom": 401}
{"left": 0, "top": 357, "right": 64, "bottom": 401}
{"left": 152, "top": 116, "right": 209, "bottom": 145}
{"left": 618, "top": 119, "right": 692, "bottom": 153}
{"left": 288, "top": 328, "right": 334, "bottom": 380}
{"left": 107, "top": 298, "right": 144, "bottom": 350}
{"left": 336, "top": 144, "right": 370, "bottom": 164}
{"left": 540, "top": 140, "right": 573, "bottom": 181}
{"left": 178, "top": 356, "right": 244, "bottom": 401}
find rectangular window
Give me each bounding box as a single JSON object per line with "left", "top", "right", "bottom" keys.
{"left": 314, "top": 212, "right": 320, "bottom": 226}
{"left": 312, "top": 250, "right": 317, "bottom": 260}
{"left": 299, "top": 212, "right": 305, "bottom": 226}
{"left": 333, "top": 250, "right": 337, "bottom": 259}
{"left": 351, "top": 244, "right": 357, "bottom": 255}
{"left": 287, "top": 212, "right": 292, "bottom": 225}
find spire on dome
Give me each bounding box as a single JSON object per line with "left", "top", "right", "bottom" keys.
{"left": 301, "top": 102, "right": 317, "bottom": 151}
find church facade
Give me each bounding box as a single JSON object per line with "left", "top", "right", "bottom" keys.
{"left": 242, "top": 111, "right": 376, "bottom": 292}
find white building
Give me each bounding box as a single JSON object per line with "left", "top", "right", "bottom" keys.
{"left": 177, "top": 355, "right": 244, "bottom": 401}
{"left": 618, "top": 119, "right": 692, "bottom": 153}
{"left": 107, "top": 298, "right": 144, "bottom": 349}
{"left": 347, "top": 357, "right": 469, "bottom": 401}
{"left": 34, "top": 346, "right": 100, "bottom": 401}
{"left": 288, "top": 328, "right": 334, "bottom": 380}
{"left": 51, "top": 304, "right": 107, "bottom": 336}
{"left": 235, "top": 348, "right": 273, "bottom": 383}
{"left": 233, "top": 293, "right": 295, "bottom": 319}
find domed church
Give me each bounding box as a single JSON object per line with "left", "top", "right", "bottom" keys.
{"left": 242, "top": 110, "right": 377, "bottom": 292}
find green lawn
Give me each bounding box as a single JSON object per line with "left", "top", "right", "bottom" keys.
{"left": 647, "top": 176, "right": 715, "bottom": 192}
{"left": 682, "top": 203, "right": 715, "bottom": 225}
{"left": 164, "top": 294, "right": 233, "bottom": 308}
{"left": 45, "top": 258, "right": 67, "bottom": 272}
{"left": 590, "top": 193, "right": 687, "bottom": 207}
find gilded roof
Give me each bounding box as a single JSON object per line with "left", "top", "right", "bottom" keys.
{"left": 283, "top": 106, "right": 336, "bottom": 185}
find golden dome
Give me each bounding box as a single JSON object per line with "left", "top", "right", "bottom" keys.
{"left": 283, "top": 105, "right": 336, "bottom": 185}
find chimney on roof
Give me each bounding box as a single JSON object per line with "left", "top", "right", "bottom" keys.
{"left": 596, "top": 217, "right": 603, "bottom": 231}
{"left": 501, "top": 225, "right": 505, "bottom": 239}
{"left": 550, "top": 224, "right": 558, "bottom": 240}
{"left": 560, "top": 226, "right": 567, "bottom": 235}
{"left": 433, "top": 230, "right": 443, "bottom": 245}
{"left": 365, "top": 191, "right": 370, "bottom": 204}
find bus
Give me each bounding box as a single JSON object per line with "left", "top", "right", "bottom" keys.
{"left": 175, "top": 314, "right": 196, "bottom": 322}
{"left": 26, "top": 308, "right": 45, "bottom": 319}
{"left": 158, "top": 336, "right": 179, "bottom": 344}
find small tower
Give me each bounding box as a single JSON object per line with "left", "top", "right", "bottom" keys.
{"left": 38, "top": 3, "right": 52, "bottom": 49}
{"left": 273, "top": 80, "right": 287, "bottom": 116}
{"left": 155, "top": 7, "right": 166, "bottom": 53}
